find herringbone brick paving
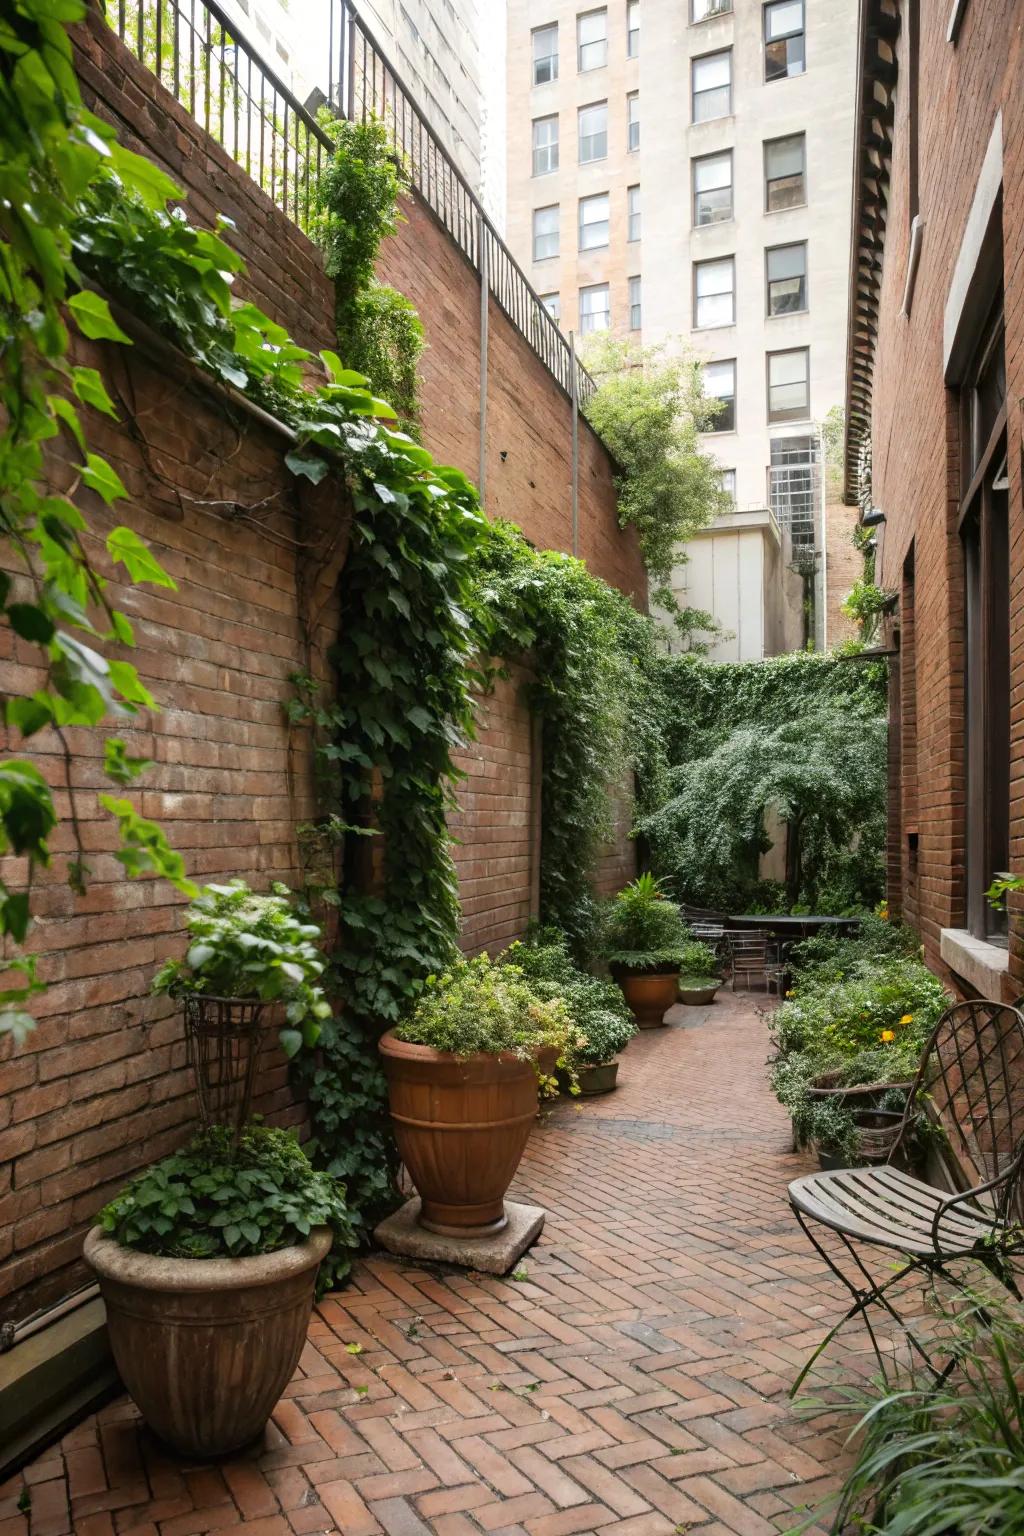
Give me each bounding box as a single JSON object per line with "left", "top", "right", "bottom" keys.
{"left": 2, "top": 993, "right": 861, "bottom": 1536}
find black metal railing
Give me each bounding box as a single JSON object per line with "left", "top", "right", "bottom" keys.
{"left": 106, "top": 0, "right": 595, "bottom": 407}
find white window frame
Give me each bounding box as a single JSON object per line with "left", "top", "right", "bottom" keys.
{"left": 629, "top": 274, "right": 642, "bottom": 330}
{"left": 692, "top": 149, "right": 733, "bottom": 226}
{"left": 692, "top": 49, "right": 732, "bottom": 122}
{"left": 691, "top": 0, "right": 733, "bottom": 19}
{"left": 767, "top": 346, "right": 811, "bottom": 422}
{"left": 540, "top": 291, "right": 560, "bottom": 321}
{"left": 579, "top": 282, "right": 611, "bottom": 332}
{"left": 532, "top": 23, "right": 559, "bottom": 84}
{"left": 627, "top": 0, "right": 640, "bottom": 56}
{"left": 578, "top": 191, "right": 610, "bottom": 250}
{"left": 578, "top": 100, "right": 608, "bottom": 163}
{"left": 532, "top": 204, "right": 560, "bottom": 261}
{"left": 532, "top": 115, "right": 559, "bottom": 176}
{"left": 704, "top": 358, "right": 736, "bottom": 432}
{"left": 694, "top": 256, "right": 736, "bottom": 328}
{"left": 627, "top": 183, "right": 641, "bottom": 241}
{"left": 627, "top": 91, "right": 640, "bottom": 151}
{"left": 577, "top": 8, "right": 608, "bottom": 71}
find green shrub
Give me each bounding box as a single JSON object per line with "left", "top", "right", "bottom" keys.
{"left": 501, "top": 936, "right": 636, "bottom": 1067}
{"left": 393, "top": 955, "right": 580, "bottom": 1092}
{"left": 99, "top": 1125, "right": 356, "bottom": 1274}
{"left": 152, "top": 880, "right": 331, "bottom": 1059}
{"left": 677, "top": 936, "right": 720, "bottom": 981}
{"left": 599, "top": 873, "right": 688, "bottom": 973}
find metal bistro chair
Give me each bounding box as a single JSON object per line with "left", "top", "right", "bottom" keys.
{"left": 691, "top": 920, "right": 727, "bottom": 963}
{"left": 789, "top": 999, "right": 1024, "bottom": 1390}
{"left": 727, "top": 929, "right": 770, "bottom": 991}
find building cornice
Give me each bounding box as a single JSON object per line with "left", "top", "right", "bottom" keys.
{"left": 843, "top": 0, "right": 901, "bottom": 506}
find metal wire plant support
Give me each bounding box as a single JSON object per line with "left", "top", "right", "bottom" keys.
{"left": 183, "top": 994, "right": 266, "bottom": 1137}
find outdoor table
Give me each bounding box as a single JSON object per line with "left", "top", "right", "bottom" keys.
{"left": 727, "top": 913, "right": 864, "bottom": 940}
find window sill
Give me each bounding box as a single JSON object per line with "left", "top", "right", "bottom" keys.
{"left": 939, "top": 928, "right": 1010, "bottom": 998}
{"left": 767, "top": 308, "right": 809, "bottom": 320}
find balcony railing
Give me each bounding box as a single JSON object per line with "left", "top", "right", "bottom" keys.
{"left": 106, "top": 0, "right": 595, "bottom": 407}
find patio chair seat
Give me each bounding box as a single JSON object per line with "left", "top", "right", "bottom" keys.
{"left": 789, "top": 1164, "right": 998, "bottom": 1259}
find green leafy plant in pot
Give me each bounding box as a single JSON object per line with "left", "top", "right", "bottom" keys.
{"left": 379, "top": 955, "right": 580, "bottom": 1236}
{"left": 152, "top": 880, "right": 332, "bottom": 1127}
{"left": 676, "top": 934, "right": 722, "bottom": 1006}
{"left": 501, "top": 934, "right": 637, "bottom": 1094}
{"left": 599, "top": 873, "right": 687, "bottom": 1027}
{"left": 85, "top": 1125, "right": 354, "bottom": 1456}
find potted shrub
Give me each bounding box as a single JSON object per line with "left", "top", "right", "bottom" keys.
{"left": 501, "top": 934, "right": 637, "bottom": 1095}
{"left": 152, "top": 880, "right": 332, "bottom": 1076}
{"left": 599, "top": 873, "right": 688, "bottom": 1027}
{"left": 676, "top": 936, "right": 723, "bottom": 1006}
{"left": 378, "top": 955, "right": 577, "bottom": 1237}
{"left": 84, "top": 1124, "right": 354, "bottom": 1456}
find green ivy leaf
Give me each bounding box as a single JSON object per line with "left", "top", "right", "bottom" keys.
{"left": 6, "top": 604, "right": 55, "bottom": 644}
{"left": 6, "top": 696, "right": 54, "bottom": 738}
{"left": 103, "top": 738, "right": 153, "bottom": 784}
{"left": 106, "top": 527, "right": 176, "bottom": 588}
{"left": 284, "top": 450, "right": 330, "bottom": 484}
{"left": 80, "top": 452, "right": 128, "bottom": 505}
{"left": 48, "top": 395, "right": 84, "bottom": 450}
{"left": 67, "top": 290, "right": 132, "bottom": 343}
{"left": 71, "top": 365, "right": 118, "bottom": 418}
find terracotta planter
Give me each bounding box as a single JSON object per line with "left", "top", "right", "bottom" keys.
{"left": 379, "top": 1031, "right": 541, "bottom": 1237}
{"left": 84, "top": 1226, "right": 331, "bottom": 1456}
{"left": 677, "top": 978, "right": 721, "bottom": 1006}
{"left": 612, "top": 967, "right": 680, "bottom": 1027}
{"left": 576, "top": 1060, "right": 619, "bottom": 1096}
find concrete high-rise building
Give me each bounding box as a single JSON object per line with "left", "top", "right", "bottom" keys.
{"left": 504, "top": 0, "right": 858, "bottom": 658}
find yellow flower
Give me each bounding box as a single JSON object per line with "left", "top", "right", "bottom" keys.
{"left": 880, "top": 1029, "right": 895, "bottom": 1043}
{"left": 785, "top": 989, "right": 795, "bottom": 998}
{"left": 899, "top": 1013, "right": 913, "bottom": 1025}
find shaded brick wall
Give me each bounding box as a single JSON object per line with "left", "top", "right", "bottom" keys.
{"left": 0, "top": 12, "right": 641, "bottom": 1322}
{"left": 868, "top": 0, "right": 1024, "bottom": 992}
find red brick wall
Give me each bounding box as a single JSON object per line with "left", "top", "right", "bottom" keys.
{"left": 868, "top": 0, "right": 1024, "bottom": 992}
{"left": 0, "top": 12, "right": 643, "bottom": 1323}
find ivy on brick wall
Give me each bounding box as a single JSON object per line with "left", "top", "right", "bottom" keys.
{"left": 0, "top": 0, "right": 195, "bottom": 1043}
{"left": 312, "top": 116, "right": 424, "bottom": 429}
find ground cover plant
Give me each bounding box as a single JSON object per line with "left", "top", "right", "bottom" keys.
{"left": 501, "top": 931, "right": 637, "bottom": 1068}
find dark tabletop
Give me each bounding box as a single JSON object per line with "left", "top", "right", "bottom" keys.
{"left": 728, "top": 913, "right": 864, "bottom": 930}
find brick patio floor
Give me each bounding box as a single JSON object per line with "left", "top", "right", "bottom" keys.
{"left": 2, "top": 991, "right": 858, "bottom": 1536}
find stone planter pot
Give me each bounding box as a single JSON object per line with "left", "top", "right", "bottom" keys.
{"left": 612, "top": 967, "right": 679, "bottom": 1028}
{"left": 576, "top": 1060, "right": 619, "bottom": 1096}
{"left": 83, "top": 1226, "right": 331, "bottom": 1456}
{"left": 677, "top": 978, "right": 721, "bottom": 1006}
{"left": 378, "top": 1031, "right": 541, "bottom": 1238}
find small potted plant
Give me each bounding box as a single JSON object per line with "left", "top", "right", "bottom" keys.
{"left": 84, "top": 1124, "right": 354, "bottom": 1456}
{"left": 152, "top": 879, "right": 333, "bottom": 1075}
{"left": 501, "top": 935, "right": 637, "bottom": 1095}
{"left": 379, "top": 955, "right": 578, "bottom": 1237}
{"left": 676, "top": 936, "right": 723, "bottom": 1006}
{"left": 599, "top": 873, "right": 687, "bottom": 1027}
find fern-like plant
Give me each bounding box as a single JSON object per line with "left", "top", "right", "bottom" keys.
{"left": 598, "top": 873, "right": 688, "bottom": 974}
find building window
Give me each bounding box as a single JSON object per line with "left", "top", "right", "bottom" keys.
{"left": 578, "top": 191, "right": 609, "bottom": 249}
{"left": 719, "top": 468, "right": 736, "bottom": 503}
{"left": 767, "top": 347, "right": 810, "bottom": 421}
{"left": 578, "top": 101, "right": 607, "bottom": 162}
{"left": 764, "top": 0, "right": 805, "bottom": 79}
{"left": 704, "top": 359, "right": 736, "bottom": 431}
{"left": 627, "top": 0, "right": 639, "bottom": 56}
{"left": 692, "top": 50, "right": 731, "bottom": 122}
{"left": 768, "top": 434, "right": 819, "bottom": 545}
{"left": 532, "top": 23, "right": 558, "bottom": 84}
{"left": 693, "top": 149, "right": 733, "bottom": 225}
{"left": 766, "top": 241, "right": 807, "bottom": 314}
{"left": 629, "top": 274, "right": 642, "bottom": 329}
{"left": 627, "top": 183, "right": 641, "bottom": 240}
{"left": 960, "top": 302, "right": 1008, "bottom": 941}
{"left": 540, "top": 292, "right": 560, "bottom": 321}
{"left": 577, "top": 8, "right": 608, "bottom": 71}
{"left": 694, "top": 256, "right": 735, "bottom": 328}
{"left": 692, "top": 0, "right": 732, "bottom": 19}
{"left": 764, "top": 132, "right": 806, "bottom": 210}
{"left": 532, "top": 204, "right": 559, "bottom": 260}
{"left": 627, "top": 91, "right": 640, "bottom": 150}
{"left": 532, "top": 115, "right": 559, "bottom": 176}
{"left": 579, "top": 282, "right": 611, "bottom": 332}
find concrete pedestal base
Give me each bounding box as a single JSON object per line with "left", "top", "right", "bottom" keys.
{"left": 373, "top": 1198, "right": 544, "bottom": 1275}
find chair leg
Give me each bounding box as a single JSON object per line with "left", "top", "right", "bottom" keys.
{"left": 790, "top": 1208, "right": 938, "bottom": 1394}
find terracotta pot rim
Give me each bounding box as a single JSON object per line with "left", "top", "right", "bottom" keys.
{"left": 379, "top": 1029, "right": 546, "bottom": 1069}
{"left": 83, "top": 1226, "right": 332, "bottom": 1292}
{"left": 610, "top": 964, "right": 681, "bottom": 979}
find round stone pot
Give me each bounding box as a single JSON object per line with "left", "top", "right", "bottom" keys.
{"left": 84, "top": 1226, "right": 331, "bottom": 1456}
{"left": 575, "top": 1060, "right": 619, "bottom": 1096}
{"left": 378, "top": 1032, "right": 542, "bottom": 1238}
{"left": 612, "top": 967, "right": 680, "bottom": 1028}
{"left": 677, "top": 978, "right": 721, "bottom": 1006}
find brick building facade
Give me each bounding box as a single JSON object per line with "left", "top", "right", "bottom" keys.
{"left": 845, "top": 0, "right": 1024, "bottom": 999}
{"left": 0, "top": 11, "right": 643, "bottom": 1324}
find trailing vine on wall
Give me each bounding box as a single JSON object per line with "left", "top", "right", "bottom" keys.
{"left": 312, "top": 116, "right": 424, "bottom": 428}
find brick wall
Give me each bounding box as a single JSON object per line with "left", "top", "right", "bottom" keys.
{"left": 0, "top": 12, "right": 642, "bottom": 1323}
{"left": 823, "top": 495, "right": 861, "bottom": 648}
{"left": 867, "top": 0, "right": 1024, "bottom": 992}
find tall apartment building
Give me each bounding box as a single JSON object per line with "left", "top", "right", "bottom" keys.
{"left": 505, "top": 0, "right": 858, "bottom": 658}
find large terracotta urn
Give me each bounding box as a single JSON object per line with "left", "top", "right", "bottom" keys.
{"left": 84, "top": 1226, "right": 331, "bottom": 1455}
{"left": 379, "top": 1032, "right": 542, "bottom": 1237}
{"left": 613, "top": 967, "right": 680, "bottom": 1028}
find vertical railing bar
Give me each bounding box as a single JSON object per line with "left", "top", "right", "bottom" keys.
{"left": 283, "top": 98, "right": 289, "bottom": 216}
{"left": 172, "top": 0, "right": 180, "bottom": 99}
{"left": 245, "top": 52, "right": 252, "bottom": 174}
{"left": 218, "top": 25, "right": 225, "bottom": 146}
{"left": 202, "top": 2, "right": 210, "bottom": 135}
{"left": 155, "top": 0, "right": 163, "bottom": 85}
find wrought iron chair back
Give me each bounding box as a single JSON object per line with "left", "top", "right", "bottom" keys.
{"left": 893, "top": 999, "right": 1024, "bottom": 1222}
{"left": 727, "top": 930, "right": 770, "bottom": 990}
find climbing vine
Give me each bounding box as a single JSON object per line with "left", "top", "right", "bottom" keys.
{"left": 0, "top": 0, "right": 196, "bottom": 1042}
{"left": 312, "top": 116, "right": 424, "bottom": 427}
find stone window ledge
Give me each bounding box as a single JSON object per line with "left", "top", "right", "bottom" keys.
{"left": 939, "top": 928, "right": 1010, "bottom": 999}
